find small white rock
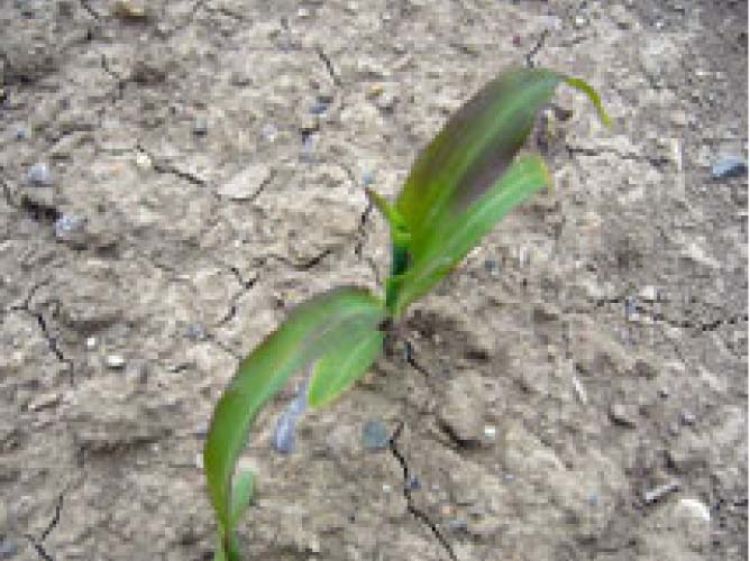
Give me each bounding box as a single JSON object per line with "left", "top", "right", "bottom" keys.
{"left": 572, "top": 375, "right": 588, "bottom": 404}
{"left": 675, "top": 498, "right": 711, "bottom": 523}
{"left": 134, "top": 150, "right": 152, "bottom": 170}
{"left": 483, "top": 425, "right": 497, "bottom": 440}
{"left": 28, "top": 392, "right": 61, "bottom": 412}
{"left": 106, "top": 354, "right": 126, "bottom": 370}
{"left": 639, "top": 285, "right": 658, "bottom": 302}
{"left": 27, "top": 162, "right": 53, "bottom": 186}
{"left": 85, "top": 336, "right": 97, "bottom": 350}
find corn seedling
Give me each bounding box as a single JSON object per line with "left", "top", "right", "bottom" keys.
{"left": 204, "top": 66, "right": 610, "bottom": 560}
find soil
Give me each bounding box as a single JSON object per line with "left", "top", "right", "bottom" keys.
{"left": 0, "top": 1, "right": 747, "bottom": 560}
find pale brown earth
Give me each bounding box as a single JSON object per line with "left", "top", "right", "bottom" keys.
{"left": 0, "top": 1, "right": 747, "bottom": 560}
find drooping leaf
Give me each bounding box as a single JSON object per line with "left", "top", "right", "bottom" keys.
{"left": 379, "top": 67, "right": 609, "bottom": 315}
{"left": 394, "top": 67, "right": 609, "bottom": 265}
{"left": 203, "top": 286, "right": 384, "bottom": 558}
{"left": 307, "top": 325, "right": 384, "bottom": 408}
{"left": 391, "top": 154, "right": 551, "bottom": 314}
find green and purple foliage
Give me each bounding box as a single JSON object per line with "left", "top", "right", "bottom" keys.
{"left": 204, "top": 66, "right": 610, "bottom": 560}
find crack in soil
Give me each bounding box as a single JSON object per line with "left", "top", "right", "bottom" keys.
{"left": 24, "top": 493, "right": 63, "bottom": 561}
{"left": 389, "top": 422, "right": 458, "bottom": 561}
{"left": 569, "top": 294, "right": 748, "bottom": 334}
{"left": 259, "top": 248, "right": 334, "bottom": 272}
{"left": 353, "top": 200, "right": 373, "bottom": 260}
{"left": 525, "top": 28, "right": 549, "bottom": 68}
{"left": 78, "top": 0, "right": 100, "bottom": 20}
{"left": 214, "top": 267, "right": 259, "bottom": 327}
{"left": 566, "top": 145, "right": 671, "bottom": 168}
{"left": 316, "top": 47, "right": 341, "bottom": 87}
{"left": 100, "top": 54, "right": 126, "bottom": 101}
{"left": 10, "top": 281, "right": 75, "bottom": 383}
{"left": 136, "top": 144, "right": 207, "bottom": 187}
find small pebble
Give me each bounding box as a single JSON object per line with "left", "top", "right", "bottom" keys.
{"left": 28, "top": 391, "right": 61, "bottom": 412}
{"left": 300, "top": 133, "right": 317, "bottom": 161}
{"left": 261, "top": 123, "right": 278, "bottom": 142}
{"left": 711, "top": 156, "right": 747, "bottom": 179}
{"left": 483, "top": 425, "right": 497, "bottom": 440}
{"left": 14, "top": 126, "right": 30, "bottom": 141}
{"left": 680, "top": 410, "right": 696, "bottom": 425}
{"left": 382, "top": 483, "right": 391, "bottom": 493}
{"left": 609, "top": 403, "right": 637, "bottom": 427}
{"left": 192, "top": 117, "right": 208, "bottom": 136}
{"left": 85, "top": 336, "right": 97, "bottom": 350}
{"left": 185, "top": 323, "right": 206, "bottom": 341}
{"left": 639, "top": 285, "right": 658, "bottom": 302}
{"left": 572, "top": 375, "right": 588, "bottom": 404}
{"left": 445, "top": 518, "right": 468, "bottom": 532}
{"left": 643, "top": 480, "right": 680, "bottom": 504}
{"left": 624, "top": 296, "right": 638, "bottom": 321}
{"left": 362, "top": 419, "right": 390, "bottom": 450}
{"left": 483, "top": 259, "right": 500, "bottom": 278}
{"left": 361, "top": 169, "right": 375, "bottom": 187}
{"left": 676, "top": 498, "right": 711, "bottom": 522}
{"left": 134, "top": 151, "right": 152, "bottom": 170}
{"left": 106, "top": 354, "right": 126, "bottom": 370}
{"left": 309, "top": 98, "right": 331, "bottom": 115}
{"left": 112, "top": 0, "right": 148, "bottom": 19}
{"left": 27, "top": 162, "right": 53, "bottom": 186}
{"left": 54, "top": 214, "right": 84, "bottom": 239}
{"left": 0, "top": 538, "right": 18, "bottom": 559}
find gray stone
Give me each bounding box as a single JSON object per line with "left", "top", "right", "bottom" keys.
{"left": 361, "top": 419, "right": 389, "bottom": 450}
{"left": 106, "top": 354, "right": 126, "bottom": 370}
{"left": 27, "top": 162, "right": 53, "bottom": 186}
{"left": 609, "top": 402, "right": 637, "bottom": 427}
{"left": 711, "top": 156, "right": 747, "bottom": 179}
{"left": 0, "top": 538, "right": 17, "bottom": 559}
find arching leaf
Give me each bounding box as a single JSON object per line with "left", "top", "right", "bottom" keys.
{"left": 307, "top": 326, "right": 384, "bottom": 408}
{"left": 392, "top": 154, "right": 551, "bottom": 314}
{"left": 203, "top": 287, "right": 384, "bottom": 559}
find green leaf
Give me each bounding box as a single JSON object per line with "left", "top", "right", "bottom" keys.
{"left": 381, "top": 66, "right": 608, "bottom": 314}
{"left": 229, "top": 470, "right": 255, "bottom": 529}
{"left": 203, "top": 286, "right": 384, "bottom": 557}
{"left": 395, "top": 68, "right": 562, "bottom": 259}
{"left": 307, "top": 326, "right": 384, "bottom": 408}
{"left": 394, "top": 68, "right": 609, "bottom": 262}
{"left": 392, "top": 154, "right": 551, "bottom": 314}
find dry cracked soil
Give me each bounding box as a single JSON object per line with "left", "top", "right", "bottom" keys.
{"left": 0, "top": 0, "right": 747, "bottom": 560}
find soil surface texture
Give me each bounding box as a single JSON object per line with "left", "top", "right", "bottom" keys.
{"left": 1, "top": 1, "right": 747, "bottom": 560}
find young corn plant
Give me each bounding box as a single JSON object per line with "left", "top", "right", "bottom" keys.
{"left": 204, "top": 66, "right": 610, "bottom": 560}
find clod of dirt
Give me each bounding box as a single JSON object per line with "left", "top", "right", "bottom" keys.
{"left": 217, "top": 164, "right": 271, "bottom": 201}
{"left": 437, "top": 371, "right": 487, "bottom": 445}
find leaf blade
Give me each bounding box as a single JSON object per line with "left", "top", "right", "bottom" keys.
{"left": 203, "top": 286, "right": 384, "bottom": 555}
{"left": 307, "top": 327, "right": 384, "bottom": 408}
{"left": 393, "top": 154, "right": 551, "bottom": 314}
{"left": 395, "top": 67, "right": 563, "bottom": 259}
